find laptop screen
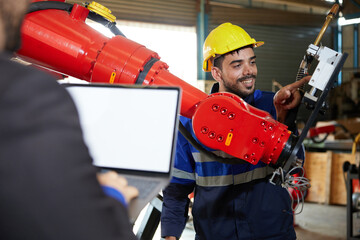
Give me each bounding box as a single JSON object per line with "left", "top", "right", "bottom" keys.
{"left": 64, "top": 84, "right": 180, "bottom": 174}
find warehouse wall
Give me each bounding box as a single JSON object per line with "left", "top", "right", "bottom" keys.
{"left": 67, "top": 0, "right": 333, "bottom": 92}
{"left": 342, "top": 24, "right": 356, "bottom": 82}
{"left": 329, "top": 24, "right": 360, "bottom": 119}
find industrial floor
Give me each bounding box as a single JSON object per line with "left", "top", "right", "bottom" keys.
{"left": 145, "top": 202, "right": 347, "bottom": 239}
{"left": 294, "top": 202, "right": 346, "bottom": 240}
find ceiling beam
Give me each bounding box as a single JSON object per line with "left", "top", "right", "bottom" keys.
{"left": 209, "top": 0, "right": 335, "bottom": 14}
{"left": 256, "top": 0, "right": 333, "bottom": 9}
{"left": 210, "top": 6, "right": 334, "bottom": 27}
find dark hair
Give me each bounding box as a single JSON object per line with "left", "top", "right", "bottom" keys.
{"left": 213, "top": 45, "right": 253, "bottom": 70}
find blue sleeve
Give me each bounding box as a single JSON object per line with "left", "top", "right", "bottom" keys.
{"left": 255, "top": 91, "right": 305, "bottom": 163}
{"left": 253, "top": 90, "right": 277, "bottom": 119}
{"left": 161, "top": 117, "right": 196, "bottom": 238}
{"left": 170, "top": 117, "right": 196, "bottom": 184}
{"left": 161, "top": 182, "right": 195, "bottom": 238}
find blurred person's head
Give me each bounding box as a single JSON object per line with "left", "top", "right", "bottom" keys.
{"left": 0, "top": 0, "right": 30, "bottom": 52}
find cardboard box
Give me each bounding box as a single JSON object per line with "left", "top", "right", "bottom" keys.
{"left": 304, "top": 151, "right": 356, "bottom": 205}
{"left": 336, "top": 118, "right": 360, "bottom": 136}
{"left": 304, "top": 151, "right": 331, "bottom": 204}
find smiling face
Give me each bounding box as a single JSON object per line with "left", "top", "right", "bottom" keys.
{"left": 211, "top": 47, "right": 257, "bottom": 99}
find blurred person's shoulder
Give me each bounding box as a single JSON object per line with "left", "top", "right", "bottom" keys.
{"left": 0, "top": 52, "right": 60, "bottom": 93}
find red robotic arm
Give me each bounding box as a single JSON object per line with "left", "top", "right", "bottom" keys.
{"left": 17, "top": 0, "right": 295, "bottom": 166}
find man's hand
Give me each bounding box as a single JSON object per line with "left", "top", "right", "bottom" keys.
{"left": 97, "top": 171, "right": 139, "bottom": 204}
{"left": 273, "top": 75, "right": 311, "bottom": 123}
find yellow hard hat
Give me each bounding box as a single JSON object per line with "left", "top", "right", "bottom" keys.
{"left": 203, "top": 22, "right": 264, "bottom": 72}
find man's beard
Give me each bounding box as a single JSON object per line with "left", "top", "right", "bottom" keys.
{"left": 222, "top": 74, "right": 256, "bottom": 99}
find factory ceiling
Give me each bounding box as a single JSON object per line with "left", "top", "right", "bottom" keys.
{"left": 66, "top": 0, "right": 354, "bottom": 27}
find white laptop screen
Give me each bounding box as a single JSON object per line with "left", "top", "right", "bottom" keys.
{"left": 65, "top": 84, "right": 180, "bottom": 174}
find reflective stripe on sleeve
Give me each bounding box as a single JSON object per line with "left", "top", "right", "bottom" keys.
{"left": 192, "top": 151, "right": 235, "bottom": 163}
{"left": 172, "top": 167, "right": 196, "bottom": 181}
{"left": 196, "top": 174, "right": 233, "bottom": 187}
{"left": 195, "top": 166, "right": 275, "bottom": 187}
{"left": 233, "top": 165, "right": 275, "bottom": 185}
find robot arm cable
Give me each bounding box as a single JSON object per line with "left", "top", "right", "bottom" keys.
{"left": 27, "top": 1, "right": 73, "bottom": 14}
{"left": 27, "top": 1, "right": 126, "bottom": 37}
{"left": 278, "top": 166, "right": 311, "bottom": 215}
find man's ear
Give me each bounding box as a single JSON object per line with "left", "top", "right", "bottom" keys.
{"left": 211, "top": 67, "right": 222, "bottom": 83}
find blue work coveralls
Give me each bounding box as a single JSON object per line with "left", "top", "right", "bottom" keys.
{"left": 161, "top": 89, "right": 304, "bottom": 240}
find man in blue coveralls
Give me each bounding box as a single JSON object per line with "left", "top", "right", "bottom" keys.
{"left": 161, "top": 22, "right": 310, "bottom": 240}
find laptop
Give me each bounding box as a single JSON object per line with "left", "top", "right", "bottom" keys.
{"left": 63, "top": 83, "right": 180, "bottom": 222}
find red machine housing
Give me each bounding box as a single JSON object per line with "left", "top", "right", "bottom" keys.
{"left": 308, "top": 124, "right": 336, "bottom": 138}
{"left": 17, "top": 0, "right": 294, "bottom": 166}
